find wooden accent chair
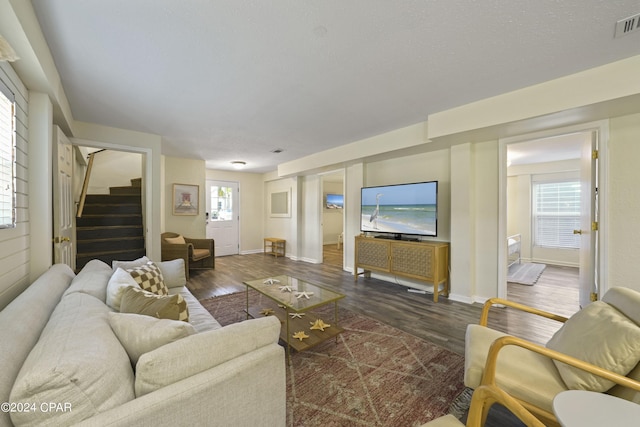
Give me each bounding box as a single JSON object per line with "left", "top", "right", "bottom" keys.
{"left": 421, "top": 384, "right": 544, "bottom": 427}
{"left": 160, "top": 232, "right": 214, "bottom": 280}
{"left": 465, "top": 287, "right": 640, "bottom": 426}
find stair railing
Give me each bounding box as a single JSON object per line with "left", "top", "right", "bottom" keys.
{"left": 76, "top": 150, "right": 103, "bottom": 218}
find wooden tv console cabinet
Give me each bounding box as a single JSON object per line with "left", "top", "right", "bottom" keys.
{"left": 354, "top": 236, "right": 450, "bottom": 302}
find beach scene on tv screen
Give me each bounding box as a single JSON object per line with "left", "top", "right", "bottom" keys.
{"left": 361, "top": 183, "right": 437, "bottom": 235}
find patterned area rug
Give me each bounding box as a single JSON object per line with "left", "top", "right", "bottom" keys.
{"left": 201, "top": 291, "right": 466, "bottom": 427}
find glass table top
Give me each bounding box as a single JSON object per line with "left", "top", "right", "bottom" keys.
{"left": 243, "top": 275, "right": 344, "bottom": 312}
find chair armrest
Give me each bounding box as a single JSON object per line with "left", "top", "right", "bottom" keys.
{"left": 479, "top": 298, "right": 569, "bottom": 326}
{"left": 481, "top": 335, "right": 640, "bottom": 393}
{"left": 184, "top": 238, "right": 214, "bottom": 251}
{"left": 467, "top": 385, "right": 545, "bottom": 427}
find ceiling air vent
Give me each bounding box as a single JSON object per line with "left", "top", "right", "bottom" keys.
{"left": 615, "top": 13, "right": 640, "bottom": 38}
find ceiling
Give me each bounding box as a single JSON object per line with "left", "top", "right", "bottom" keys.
{"left": 30, "top": 1, "right": 640, "bottom": 173}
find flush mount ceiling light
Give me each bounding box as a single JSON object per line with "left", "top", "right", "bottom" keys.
{"left": 0, "top": 35, "right": 19, "bottom": 62}
{"left": 231, "top": 161, "right": 246, "bottom": 169}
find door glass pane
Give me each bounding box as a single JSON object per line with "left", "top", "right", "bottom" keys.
{"left": 210, "top": 186, "right": 233, "bottom": 220}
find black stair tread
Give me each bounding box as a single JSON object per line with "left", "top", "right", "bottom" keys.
{"left": 77, "top": 236, "right": 144, "bottom": 242}
{"left": 77, "top": 225, "right": 143, "bottom": 230}
{"left": 77, "top": 249, "right": 146, "bottom": 258}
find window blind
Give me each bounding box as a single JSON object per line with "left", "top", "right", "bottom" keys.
{"left": 0, "top": 80, "right": 15, "bottom": 229}
{"left": 533, "top": 181, "right": 580, "bottom": 249}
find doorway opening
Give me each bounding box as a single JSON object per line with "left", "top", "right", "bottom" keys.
{"left": 500, "top": 121, "right": 608, "bottom": 317}
{"left": 321, "top": 171, "right": 344, "bottom": 268}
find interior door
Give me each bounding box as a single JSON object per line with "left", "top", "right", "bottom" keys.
{"left": 52, "top": 127, "right": 75, "bottom": 269}
{"left": 577, "top": 132, "right": 597, "bottom": 308}
{"left": 205, "top": 180, "right": 239, "bottom": 256}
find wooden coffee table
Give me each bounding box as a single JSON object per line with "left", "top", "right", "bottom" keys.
{"left": 243, "top": 275, "right": 345, "bottom": 362}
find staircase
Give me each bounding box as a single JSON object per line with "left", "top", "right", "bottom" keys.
{"left": 76, "top": 178, "right": 146, "bottom": 270}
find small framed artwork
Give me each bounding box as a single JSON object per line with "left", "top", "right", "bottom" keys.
{"left": 173, "top": 183, "right": 199, "bottom": 216}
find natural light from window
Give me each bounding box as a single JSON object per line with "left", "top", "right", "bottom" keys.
{"left": 533, "top": 180, "right": 580, "bottom": 249}
{"left": 0, "top": 80, "right": 15, "bottom": 229}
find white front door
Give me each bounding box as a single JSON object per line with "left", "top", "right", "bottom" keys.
{"left": 205, "top": 180, "right": 239, "bottom": 256}
{"left": 52, "top": 127, "right": 75, "bottom": 269}
{"left": 577, "top": 132, "right": 598, "bottom": 308}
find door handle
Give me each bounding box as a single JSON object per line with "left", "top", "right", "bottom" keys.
{"left": 53, "top": 236, "right": 71, "bottom": 243}
{"left": 573, "top": 230, "right": 583, "bottom": 235}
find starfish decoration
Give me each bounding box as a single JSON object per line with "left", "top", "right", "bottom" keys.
{"left": 259, "top": 308, "right": 274, "bottom": 316}
{"left": 279, "top": 285, "right": 293, "bottom": 293}
{"left": 310, "top": 319, "right": 331, "bottom": 331}
{"left": 263, "top": 278, "right": 281, "bottom": 285}
{"left": 292, "top": 331, "right": 309, "bottom": 341}
{"left": 289, "top": 312, "right": 305, "bottom": 319}
{"left": 295, "top": 291, "right": 314, "bottom": 299}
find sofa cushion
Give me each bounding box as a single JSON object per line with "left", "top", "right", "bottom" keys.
{"left": 120, "top": 286, "right": 189, "bottom": 321}
{"left": 465, "top": 324, "right": 567, "bottom": 413}
{"left": 164, "top": 234, "right": 185, "bottom": 244}
{"left": 127, "top": 262, "right": 169, "bottom": 296}
{"left": 108, "top": 312, "right": 196, "bottom": 365}
{"left": 112, "top": 255, "right": 150, "bottom": 271}
{"left": 10, "top": 292, "right": 135, "bottom": 426}
{"left": 0, "top": 264, "right": 75, "bottom": 427}
{"left": 106, "top": 268, "right": 139, "bottom": 310}
{"left": 135, "top": 316, "right": 281, "bottom": 397}
{"left": 546, "top": 301, "right": 640, "bottom": 392}
{"left": 169, "top": 287, "right": 221, "bottom": 332}
{"left": 63, "top": 259, "right": 112, "bottom": 302}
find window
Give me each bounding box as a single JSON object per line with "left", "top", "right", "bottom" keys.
{"left": 209, "top": 185, "right": 233, "bottom": 220}
{"left": 0, "top": 80, "right": 15, "bottom": 229}
{"left": 533, "top": 180, "right": 580, "bottom": 249}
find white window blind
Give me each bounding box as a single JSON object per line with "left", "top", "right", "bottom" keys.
{"left": 533, "top": 181, "right": 580, "bottom": 249}
{"left": 0, "top": 80, "right": 15, "bottom": 229}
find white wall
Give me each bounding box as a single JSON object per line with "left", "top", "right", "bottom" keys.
{"left": 264, "top": 176, "right": 298, "bottom": 258}
{"left": 85, "top": 150, "right": 142, "bottom": 194}
{"left": 0, "top": 63, "right": 31, "bottom": 310}
{"left": 608, "top": 113, "right": 640, "bottom": 293}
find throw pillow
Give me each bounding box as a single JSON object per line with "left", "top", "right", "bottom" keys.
{"left": 106, "top": 268, "right": 139, "bottom": 310}
{"left": 112, "top": 255, "right": 150, "bottom": 271}
{"left": 108, "top": 312, "right": 196, "bottom": 364}
{"left": 164, "top": 235, "right": 186, "bottom": 244}
{"left": 546, "top": 301, "right": 640, "bottom": 392}
{"left": 156, "top": 259, "right": 187, "bottom": 288}
{"left": 127, "top": 261, "right": 169, "bottom": 296}
{"left": 119, "top": 286, "right": 189, "bottom": 322}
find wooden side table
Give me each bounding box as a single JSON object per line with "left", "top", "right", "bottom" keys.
{"left": 264, "top": 238, "right": 285, "bottom": 258}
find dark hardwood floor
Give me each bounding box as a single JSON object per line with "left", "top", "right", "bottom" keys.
{"left": 188, "top": 245, "right": 580, "bottom": 356}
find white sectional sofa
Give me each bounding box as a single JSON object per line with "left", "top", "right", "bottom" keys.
{"left": 0, "top": 259, "right": 286, "bottom": 427}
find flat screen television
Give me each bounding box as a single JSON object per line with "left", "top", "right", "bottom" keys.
{"left": 360, "top": 181, "right": 437, "bottom": 238}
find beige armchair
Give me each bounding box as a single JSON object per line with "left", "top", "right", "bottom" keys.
{"left": 465, "top": 287, "right": 640, "bottom": 426}
{"left": 161, "top": 232, "right": 214, "bottom": 280}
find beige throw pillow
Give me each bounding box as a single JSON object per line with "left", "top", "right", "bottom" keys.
{"left": 120, "top": 286, "right": 189, "bottom": 321}
{"left": 127, "top": 261, "right": 169, "bottom": 296}
{"left": 164, "top": 235, "right": 186, "bottom": 244}
{"left": 106, "top": 268, "right": 139, "bottom": 310}
{"left": 546, "top": 301, "right": 640, "bottom": 391}
{"left": 108, "top": 312, "right": 196, "bottom": 364}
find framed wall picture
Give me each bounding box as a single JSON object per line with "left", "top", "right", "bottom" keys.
{"left": 173, "top": 183, "right": 199, "bottom": 216}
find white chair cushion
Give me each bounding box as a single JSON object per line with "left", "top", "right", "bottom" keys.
{"left": 546, "top": 301, "right": 640, "bottom": 392}
{"left": 465, "top": 324, "right": 567, "bottom": 413}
